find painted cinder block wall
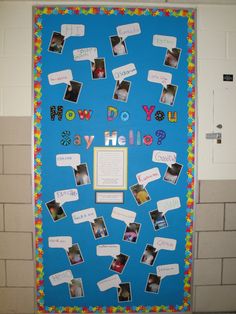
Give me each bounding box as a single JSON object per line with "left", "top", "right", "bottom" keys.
{"left": 0, "top": 1, "right": 236, "bottom": 313}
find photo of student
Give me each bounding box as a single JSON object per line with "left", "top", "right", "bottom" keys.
{"left": 130, "top": 183, "right": 151, "bottom": 206}
{"left": 164, "top": 48, "right": 181, "bottom": 68}
{"left": 46, "top": 200, "right": 66, "bottom": 222}
{"left": 48, "top": 31, "right": 65, "bottom": 54}
{"left": 90, "top": 217, "right": 108, "bottom": 239}
{"left": 145, "top": 273, "right": 161, "bottom": 294}
{"left": 91, "top": 58, "right": 106, "bottom": 79}
{"left": 149, "top": 209, "right": 168, "bottom": 231}
{"left": 64, "top": 81, "right": 82, "bottom": 103}
{"left": 110, "top": 253, "right": 129, "bottom": 274}
{"left": 68, "top": 278, "right": 84, "bottom": 298}
{"left": 141, "top": 244, "right": 158, "bottom": 266}
{"left": 113, "top": 80, "right": 131, "bottom": 103}
{"left": 74, "top": 163, "right": 91, "bottom": 186}
{"left": 163, "top": 162, "right": 183, "bottom": 184}
{"left": 117, "top": 283, "right": 132, "bottom": 302}
{"left": 67, "top": 243, "right": 84, "bottom": 266}
{"left": 110, "top": 35, "right": 128, "bottom": 56}
{"left": 160, "top": 84, "right": 178, "bottom": 106}
{"left": 123, "top": 223, "right": 141, "bottom": 243}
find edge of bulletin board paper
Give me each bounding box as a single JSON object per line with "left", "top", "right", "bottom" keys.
{"left": 33, "top": 6, "right": 195, "bottom": 313}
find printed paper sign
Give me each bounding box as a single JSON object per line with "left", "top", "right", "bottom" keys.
{"left": 49, "top": 270, "right": 73, "bottom": 286}
{"left": 152, "top": 150, "right": 176, "bottom": 166}
{"left": 48, "top": 69, "right": 73, "bottom": 85}
{"left": 148, "top": 70, "right": 172, "bottom": 88}
{"left": 153, "top": 237, "right": 177, "bottom": 251}
{"left": 48, "top": 236, "right": 72, "bottom": 251}
{"left": 73, "top": 47, "right": 98, "bottom": 62}
{"left": 112, "top": 63, "right": 137, "bottom": 83}
{"left": 96, "top": 244, "right": 120, "bottom": 258}
{"left": 136, "top": 167, "right": 161, "bottom": 187}
{"left": 56, "top": 154, "right": 81, "bottom": 170}
{"left": 153, "top": 35, "right": 177, "bottom": 50}
{"left": 54, "top": 189, "right": 79, "bottom": 205}
{"left": 157, "top": 197, "right": 181, "bottom": 214}
{"left": 72, "top": 208, "right": 97, "bottom": 224}
{"left": 117, "top": 22, "right": 141, "bottom": 40}
{"left": 61, "top": 24, "right": 85, "bottom": 38}
{"left": 97, "top": 274, "right": 121, "bottom": 292}
{"left": 111, "top": 207, "right": 136, "bottom": 225}
{"left": 156, "top": 264, "right": 179, "bottom": 279}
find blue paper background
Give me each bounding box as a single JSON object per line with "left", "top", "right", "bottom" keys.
{"left": 40, "top": 12, "right": 189, "bottom": 308}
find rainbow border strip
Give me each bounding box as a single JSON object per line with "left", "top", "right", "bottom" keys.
{"left": 34, "top": 7, "right": 195, "bottom": 313}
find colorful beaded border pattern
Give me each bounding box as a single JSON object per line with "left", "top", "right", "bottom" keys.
{"left": 34, "top": 7, "right": 195, "bottom": 313}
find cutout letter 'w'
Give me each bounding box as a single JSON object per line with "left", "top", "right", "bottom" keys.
{"left": 78, "top": 109, "right": 92, "bottom": 120}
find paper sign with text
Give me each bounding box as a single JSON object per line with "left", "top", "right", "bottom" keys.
{"left": 152, "top": 150, "right": 176, "bottom": 166}
{"left": 73, "top": 47, "right": 98, "bottom": 62}
{"left": 61, "top": 24, "right": 85, "bottom": 38}
{"left": 157, "top": 197, "right": 181, "bottom": 214}
{"left": 148, "top": 70, "right": 172, "bottom": 88}
{"left": 48, "top": 236, "right": 72, "bottom": 251}
{"left": 72, "top": 208, "right": 97, "bottom": 224}
{"left": 111, "top": 207, "right": 136, "bottom": 225}
{"left": 112, "top": 63, "right": 137, "bottom": 83}
{"left": 156, "top": 264, "right": 179, "bottom": 279}
{"left": 136, "top": 167, "right": 161, "bottom": 187}
{"left": 56, "top": 154, "right": 80, "bottom": 170}
{"left": 54, "top": 189, "right": 79, "bottom": 205}
{"left": 48, "top": 69, "right": 73, "bottom": 86}
{"left": 153, "top": 35, "right": 177, "bottom": 50}
{"left": 153, "top": 237, "right": 177, "bottom": 251}
{"left": 97, "top": 274, "right": 121, "bottom": 291}
{"left": 96, "top": 244, "right": 120, "bottom": 258}
{"left": 49, "top": 270, "right": 73, "bottom": 286}
{"left": 117, "top": 22, "right": 141, "bottom": 40}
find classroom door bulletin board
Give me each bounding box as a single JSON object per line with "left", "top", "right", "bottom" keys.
{"left": 34, "top": 6, "right": 195, "bottom": 313}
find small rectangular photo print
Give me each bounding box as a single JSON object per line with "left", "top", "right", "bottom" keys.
{"left": 68, "top": 278, "right": 84, "bottom": 299}
{"left": 117, "top": 282, "right": 132, "bottom": 303}
{"left": 91, "top": 58, "right": 106, "bottom": 79}
{"left": 74, "top": 163, "right": 91, "bottom": 186}
{"left": 149, "top": 209, "right": 168, "bottom": 231}
{"left": 67, "top": 243, "right": 84, "bottom": 266}
{"left": 130, "top": 183, "right": 151, "bottom": 206}
{"left": 163, "top": 162, "right": 183, "bottom": 185}
{"left": 145, "top": 273, "right": 162, "bottom": 294}
{"left": 110, "top": 35, "right": 128, "bottom": 56}
{"left": 64, "top": 81, "right": 82, "bottom": 103}
{"left": 164, "top": 48, "right": 182, "bottom": 69}
{"left": 123, "top": 222, "right": 141, "bottom": 244}
{"left": 90, "top": 216, "right": 109, "bottom": 240}
{"left": 110, "top": 253, "right": 129, "bottom": 274}
{"left": 46, "top": 199, "right": 66, "bottom": 222}
{"left": 113, "top": 80, "right": 131, "bottom": 103}
{"left": 48, "top": 31, "right": 65, "bottom": 54}
{"left": 140, "top": 244, "right": 158, "bottom": 266}
{"left": 160, "top": 84, "right": 178, "bottom": 106}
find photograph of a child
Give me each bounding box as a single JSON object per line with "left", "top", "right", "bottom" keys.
{"left": 91, "top": 58, "right": 106, "bottom": 79}
{"left": 68, "top": 278, "right": 84, "bottom": 298}
{"left": 164, "top": 48, "right": 181, "bottom": 69}
{"left": 160, "top": 84, "right": 178, "bottom": 106}
{"left": 163, "top": 162, "right": 183, "bottom": 184}
{"left": 110, "top": 35, "right": 128, "bottom": 56}
{"left": 67, "top": 243, "right": 84, "bottom": 266}
{"left": 74, "top": 163, "right": 91, "bottom": 186}
{"left": 46, "top": 200, "right": 66, "bottom": 222}
{"left": 145, "top": 273, "right": 161, "bottom": 294}
{"left": 130, "top": 183, "right": 151, "bottom": 206}
{"left": 123, "top": 223, "right": 141, "bottom": 243}
{"left": 90, "top": 217, "right": 108, "bottom": 239}
{"left": 113, "top": 80, "right": 131, "bottom": 103}
{"left": 117, "top": 283, "right": 132, "bottom": 302}
{"left": 149, "top": 209, "right": 168, "bottom": 231}
{"left": 141, "top": 244, "right": 158, "bottom": 266}
{"left": 64, "top": 81, "right": 82, "bottom": 103}
{"left": 110, "top": 253, "right": 129, "bottom": 274}
{"left": 48, "top": 31, "right": 65, "bottom": 54}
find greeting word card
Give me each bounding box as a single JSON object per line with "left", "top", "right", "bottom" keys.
{"left": 34, "top": 6, "right": 195, "bottom": 313}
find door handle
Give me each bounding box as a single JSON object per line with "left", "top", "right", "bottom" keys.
{"left": 205, "top": 132, "right": 222, "bottom": 144}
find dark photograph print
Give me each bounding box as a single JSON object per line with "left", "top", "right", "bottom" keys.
{"left": 117, "top": 282, "right": 132, "bottom": 302}
{"left": 160, "top": 84, "right": 178, "bottom": 106}
{"left": 90, "top": 217, "right": 108, "bottom": 239}
{"left": 164, "top": 48, "right": 181, "bottom": 69}
{"left": 110, "top": 35, "right": 128, "bottom": 56}
{"left": 163, "top": 162, "right": 183, "bottom": 185}
{"left": 149, "top": 209, "right": 168, "bottom": 231}
{"left": 145, "top": 273, "right": 161, "bottom": 294}
{"left": 110, "top": 253, "right": 129, "bottom": 274}
{"left": 46, "top": 200, "right": 66, "bottom": 222}
{"left": 123, "top": 222, "right": 141, "bottom": 243}
{"left": 64, "top": 81, "right": 82, "bottom": 103}
{"left": 91, "top": 58, "right": 106, "bottom": 79}
{"left": 48, "top": 31, "right": 65, "bottom": 54}
{"left": 140, "top": 244, "right": 158, "bottom": 266}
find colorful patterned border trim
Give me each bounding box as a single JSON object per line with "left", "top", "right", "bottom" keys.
{"left": 34, "top": 7, "right": 195, "bottom": 313}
